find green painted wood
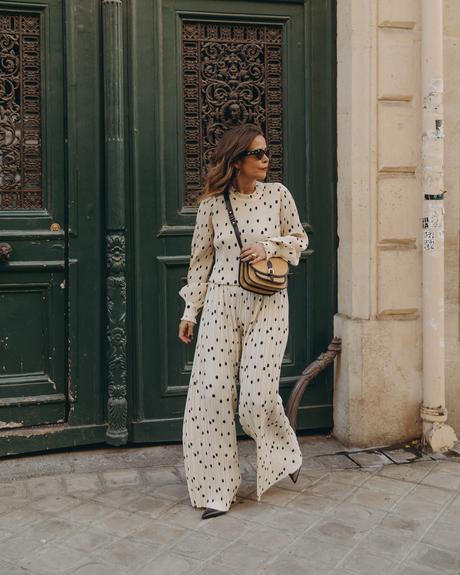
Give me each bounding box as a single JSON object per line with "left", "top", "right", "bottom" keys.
{"left": 102, "top": 0, "right": 129, "bottom": 446}
{"left": 0, "top": 0, "right": 66, "bottom": 429}
{"left": 65, "top": 0, "right": 104, "bottom": 427}
{"left": 0, "top": 424, "right": 108, "bottom": 458}
{"left": 0, "top": 0, "right": 336, "bottom": 455}
{"left": 129, "top": 0, "right": 336, "bottom": 442}
{"left": 0, "top": 0, "right": 105, "bottom": 450}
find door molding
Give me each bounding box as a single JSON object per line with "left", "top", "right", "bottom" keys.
{"left": 101, "top": 0, "right": 129, "bottom": 446}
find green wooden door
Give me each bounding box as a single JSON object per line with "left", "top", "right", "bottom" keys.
{"left": 0, "top": 0, "right": 104, "bottom": 452}
{"left": 129, "top": 0, "right": 336, "bottom": 443}
{"left": 0, "top": 1, "right": 66, "bottom": 429}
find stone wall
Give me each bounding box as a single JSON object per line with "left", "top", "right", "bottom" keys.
{"left": 334, "top": 0, "right": 460, "bottom": 446}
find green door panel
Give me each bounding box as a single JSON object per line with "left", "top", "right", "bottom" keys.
{"left": 0, "top": 270, "right": 65, "bottom": 426}
{"left": 128, "top": 0, "right": 336, "bottom": 442}
{"left": 0, "top": 0, "right": 66, "bottom": 428}
{"left": 0, "top": 0, "right": 104, "bottom": 441}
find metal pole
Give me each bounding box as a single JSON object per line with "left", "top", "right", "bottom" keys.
{"left": 420, "top": 0, "right": 457, "bottom": 451}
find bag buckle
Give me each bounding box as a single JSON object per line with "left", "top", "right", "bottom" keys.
{"left": 267, "top": 260, "right": 274, "bottom": 281}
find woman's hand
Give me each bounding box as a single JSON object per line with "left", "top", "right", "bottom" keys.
{"left": 178, "top": 320, "right": 195, "bottom": 343}
{"left": 239, "top": 242, "right": 267, "bottom": 264}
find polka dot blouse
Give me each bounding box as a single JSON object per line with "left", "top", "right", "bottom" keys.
{"left": 179, "top": 180, "right": 309, "bottom": 324}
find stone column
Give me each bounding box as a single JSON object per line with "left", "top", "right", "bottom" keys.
{"left": 334, "top": 0, "right": 424, "bottom": 446}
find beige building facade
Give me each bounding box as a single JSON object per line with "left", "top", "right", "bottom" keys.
{"left": 333, "top": 0, "right": 460, "bottom": 448}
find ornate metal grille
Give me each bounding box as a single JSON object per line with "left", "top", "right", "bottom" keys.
{"left": 182, "top": 20, "right": 283, "bottom": 206}
{"left": 0, "top": 14, "right": 42, "bottom": 210}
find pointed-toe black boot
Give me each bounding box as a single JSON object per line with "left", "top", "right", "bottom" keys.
{"left": 201, "top": 507, "right": 227, "bottom": 519}
{"left": 288, "top": 465, "right": 301, "bottom": 484}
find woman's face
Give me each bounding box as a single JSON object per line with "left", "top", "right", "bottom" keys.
{"left": 235, "top": 135, "right": 269, "bottom": 180}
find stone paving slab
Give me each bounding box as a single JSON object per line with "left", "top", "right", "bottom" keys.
{"left": 0, "top": 434, "right": 458, "bottom": 575}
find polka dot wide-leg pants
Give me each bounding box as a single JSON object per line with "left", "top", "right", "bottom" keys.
{"left": 182, "top": 283, "right": 303, "bottom": 512}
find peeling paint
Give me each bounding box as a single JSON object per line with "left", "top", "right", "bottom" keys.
{"left": 0, "top": 421, "right": 23, "bottom": 429}
{"left": 423, "top": 91, "right": 441, "bottom": 113}
{"left": 0, "top": 423, "right": 67, "bottom": 438}
{"left": 47, "top": 376, "right": 57, "bottom": 391}
{"left": 434, "top": 118, "right": 443, "bottom": 139}
{"left": 0, "top": 335, "right": 8, "bottom": 353}
{"left": 430, "top": 77, "right": 443, "bottom": 93}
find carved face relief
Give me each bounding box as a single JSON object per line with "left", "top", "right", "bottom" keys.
{"left": 107, "top": 234, "right": 126, "bottom": 274}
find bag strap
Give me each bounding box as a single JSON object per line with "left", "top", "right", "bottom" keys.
{"left": 223, "top": 189, "right": 243, "bottom": 250}
{"left": 223, "top": 189, "right": 279, "bottom": 275}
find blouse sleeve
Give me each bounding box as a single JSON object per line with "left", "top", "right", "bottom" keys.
{"left": 178, "top": 196, "right": 215, "bottom": 324}
{"left": 256, "top": 184, "right": 309, "bottom": 265}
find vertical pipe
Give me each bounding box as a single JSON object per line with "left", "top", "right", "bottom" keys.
{"left": 102, "top": 0, "right": 129, "bottom": 445}
{"left": 420, "top": 0, "right": 457, "bottom": 451}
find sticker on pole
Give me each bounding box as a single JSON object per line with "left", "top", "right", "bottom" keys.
{"left": 422, "top": 205, "right": 444, "bottom": 251}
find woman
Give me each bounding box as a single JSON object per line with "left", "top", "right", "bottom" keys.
{"left": 178, "top": 123, "right": 309, "bottom": 519}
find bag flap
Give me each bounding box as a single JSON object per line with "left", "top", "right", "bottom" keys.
{"left": 250, "top": 257, "right": 289, "bottom": 278}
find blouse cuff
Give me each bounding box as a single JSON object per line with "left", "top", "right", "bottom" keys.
{"left": 180, "top": 303, "right": 198, "bottom": 324}
{"left": 256, "top": 240, "right": 277, "bottom": 260}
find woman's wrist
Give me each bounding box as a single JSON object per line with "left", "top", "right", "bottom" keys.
{"left": 256, "top": 240, "right": 276, "bottom": 260}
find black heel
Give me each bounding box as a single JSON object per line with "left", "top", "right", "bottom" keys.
{"left": 288, "top": 465, "right": 301, "bottom": 483}
{"left": 201, "top": 507, "right": 227, "bottom": 519}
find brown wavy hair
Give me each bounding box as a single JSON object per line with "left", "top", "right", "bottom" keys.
{"left": 196, "top": 123, "right": 266, "bottom": 205}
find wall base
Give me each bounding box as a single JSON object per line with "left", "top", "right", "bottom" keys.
{"left": 332, "top": 313, "right": 423, "bottom": 448}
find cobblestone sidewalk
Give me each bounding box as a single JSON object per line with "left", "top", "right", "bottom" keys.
{"left": 0, "top": 434, "right": 459, "bottom": 575}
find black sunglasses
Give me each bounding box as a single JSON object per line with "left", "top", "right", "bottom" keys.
{"left": 239, "top": 147, "right": 270, "bottom": 161}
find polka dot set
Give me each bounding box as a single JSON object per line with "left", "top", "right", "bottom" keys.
{"left": 179, "top": 180, "right": 309, "bottom": 511}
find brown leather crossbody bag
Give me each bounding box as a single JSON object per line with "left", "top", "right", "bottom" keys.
{"left": 223, "top": 189, "right": 288, "bottom": 295}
